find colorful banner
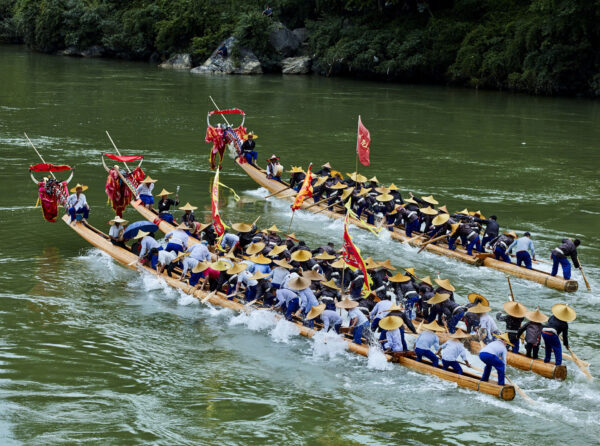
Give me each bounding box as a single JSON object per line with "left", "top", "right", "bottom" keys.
{"left": 291, "top": 163, "right": 313, "bottom": 211}
{"left": 342, "top": 201, "right": 371, "bottom": 293}
{"left": 29, "top": 163, "right": 72, "bottom": 172}
{"left": 356, "top": 115, "right": 371, "bottom": 167}
{"left": 103, "top": 153, "right": 144, "bottom": 163}
{"left": 212, "top": 168, "right": 226, "bottom": 236}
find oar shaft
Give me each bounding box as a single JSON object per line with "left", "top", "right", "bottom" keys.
{"left": 304, "top": 196, "right": 331, "bottom": 210}
{"left": 417, "top": 233, "right": 449, "bottom": 254}
{"left": 265, "top": 186, "right": 292, "bottom": 199}
{"left": 507, "top": 276, "right": 515, "bottom": 301}
{"left": 105, "top": 131, "right": 131, "bottom": 173}
{"left": 24, "top": 132, "right": 57, "bottom": 179}
{"left": 579, "top": 266, "right": 591, "bottom": 291}
{"left": 567, "top": 347, "right": 593, "bottom": 380}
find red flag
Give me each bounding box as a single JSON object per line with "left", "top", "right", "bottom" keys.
{"left": 211, "top": 168, "right": 226, "bottom": 236}
{"left": 342, "top": 209, "right": 371, "bottom": 293}
{"left": 291, "top": 163, "right": 313, "bottom": 211}
{"left": 356, "top": 116, "right": 371, "bottom": 166}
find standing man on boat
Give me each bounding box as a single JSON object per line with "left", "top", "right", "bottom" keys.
{"left": 266, "top": 155, "right": 283, "bottom": 182}
{"left": 496, "top": 301, "right": 527, "bottom": 353}
{"left": 542, "top": 303, "right": 575, "bottom": 366}
{"left": 517, "top": 307, "right": 547, "bottom": 359}
{"left": 550, "top": 238, "right": 581, "bottom": 280}
{"left": 474, "top": 215, "right": 499, "bottom": 250}
{"left": 136, "top": 176, "right": 157, "bottom": 209}
{"left": 108, "top": 216, "right": 128, "bottom": 248}
{"left": 157, "top": 189, "right": 179, "bottom": 224}
{"left": 507, "top": 232, "right": 536, "bottom": 269}
{"left": 241, "top": 132, "right": 258, "bottom": 165}
{"left": 67, "top": 183, "right": 90, "bottom": 223}
{"left": 479, "top": 332, "right": 512, "bottom": 386}
{"left": 491, "top": 232, "right": 517, "bottom": 263}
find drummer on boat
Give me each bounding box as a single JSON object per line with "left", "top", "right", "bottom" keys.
{"left": 67, "top": 183, "right": 90, "bottom": 223}
{"left": 136, "top": 176, "right": 157, "bottom": 209}
{"left": 157, "top": 188, "right": 179, "bottom": 223}
{"left": 266, "top": 155, "right": 283, "bottom": 182}
{"left": 108, "top": 216, "right": 128, "bottom": 248}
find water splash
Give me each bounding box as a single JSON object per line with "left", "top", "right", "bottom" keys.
{"left": 270, "top": 318, "right": 300, "bottom": 343}
{"left": 367, "top": 344, "right": 393, "bottom": 371}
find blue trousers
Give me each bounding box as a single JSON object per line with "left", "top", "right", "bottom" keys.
{"left": 542, "top": 332, "right": 562, "bottom": 365}
{"left": 415, "top": 348, "right": 439, "bottom": 367}
{"left": 244, "top": 151, "right": 257, "bottom": 164}
{"left": 479, "top": 352, "right": 506, "bottom": 385}
{"left": 516, "top": 251, "right": 532, "bottom": 269}
{"left": 189, "top": 271, "right": 204, "bottom": 287}
{"left": 466, "top": 236, "right": 483, "bottom": 256}
{"left": 353, "top": 322, "right": 368, "bottom": 345}
{"left": 447, "top": 309, "right": 465, "bottom": 333}
{"left": 481, "top": 235, "right": 494, "bottom": 248}
{"left": 442, "top": 359, "right": 463, "bottom": 374}
{"left": 494, "top": 246, "right": 511, "bottom": 263}
{"left": 68, "top": 207, "right": 89, "bottom": 221}
{"left": 245, "top": 285, "right": 257, "bottom": 302}
{"left": 386, "top": 215, "right": 396, "bottom": 231}
{"left": 159, "top": 213, "right": 174, "bottom": 224}
{"left": 448, "top": 237, "right": 457, "bottom": 250}
{"left": 285, "top": 297, "right": 299, "bottom": 321}
{"left": 139, "top": 194, "right": 154, "bottom": 205}
{"left": 165, "top": 242, "right": 183, "bottom": 254}
{"left": 367, "top": 213, "right": 375, "bottom": 225}
{"left": 405, "top": 219, "right": 420, "bottom": 237}
{"left": 551, "top": 255, "right": 571, "bottom": 280}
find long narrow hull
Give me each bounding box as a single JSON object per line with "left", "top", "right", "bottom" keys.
{"left": 237, "top": 160, "right": 578, "bottom": 292}
{"left": 61, "top": 214, "right": 515, "bottom": 401}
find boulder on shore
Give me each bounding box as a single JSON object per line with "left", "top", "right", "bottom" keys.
{"left": 281, "top": 56, "right": 312, "bottom": 74}
{"left": 191, "top": 37, "right": 262, "bottom": 75}
{"left": 269, "top": 23, "right": 300, "bottom": 57}
{"left": 160, "top": 53, "right": 192, "bottom": 70}
{"left": 81, "top": 45, "right": 105, "bottom": 58}
{"left": 292, "top": 28, "right": 309, "bottom": 44}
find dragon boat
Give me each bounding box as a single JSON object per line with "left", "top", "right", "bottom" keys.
{"left": 61, "top": 214, "right": 516, "bottom": 401}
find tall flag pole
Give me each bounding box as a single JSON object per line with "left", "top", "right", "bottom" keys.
{"left": 342, "top": 200, "right": 371, "bottom": 295}
{"left": 288, "top": 163, "right": 313, "bottom": 231}
{"left": 211, "top": 167, "right": 227, "bottom": 241}
{"left": 356, "top": 115, "right": 371, "bottom": 167}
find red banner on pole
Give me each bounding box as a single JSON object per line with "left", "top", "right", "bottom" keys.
{"left": 212, "top": 168, "right": 225, "bottom": 236}
{"left": 342, "top": 209, "right": 371, "bottom": 293}
{"left": 356, "top": 116, "right": 371, "bottom": 167}
{"left": 291, "top": 163, "right": 313, "bottom": 211}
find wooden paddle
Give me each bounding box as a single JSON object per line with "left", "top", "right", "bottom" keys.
{"left": 506, "top": 276, "right": 515, "bottom": 301}
{"left": 567, "top": 347, "right": 593, "bottom": 380}
{"left": 201, "top": 290, "right": 216, "bottom": 304}
{"left": 579, "top": 266, "right": 591, "bottom": 291}
{"left": 303, "top": 196, "right": 330, "bottom": 211}
{"left": 465, "top": 362, "right": 534, "bottom": 403}
{"left": 417, "top": 234, "right": 449, "bottom": 254}
{"left": 563, "top": 353, "right": 590, "bottom": 367}
{"left": 265, "top": 186, "right": 293, "bottom": 199}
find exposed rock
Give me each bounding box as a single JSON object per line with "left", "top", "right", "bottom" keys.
{"left": 81, "top": 45, "right": 105, "bottom": 58}
{"left": 190, "top": 37, "right": 262, "bottom": 75}
{"left": 269, "top": 23, "right": 300, "bottom": 57}
{"left": 160, "top": 53, "right": 192, "bottom": 70}
{"left": 281, "top": 56, "right": 312, "bottom": 74}
{"left": 59, "top": 46, "right": 82, "bottom": 57}
{"left": 292, "top": 28, "right": 309, "bottom": 44}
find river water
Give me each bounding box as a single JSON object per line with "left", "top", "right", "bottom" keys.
{"left": 0, "top": 44, "right": 599, "bottom": 444}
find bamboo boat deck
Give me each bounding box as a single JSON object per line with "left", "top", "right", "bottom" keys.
{"left": 236, "top": 159, "right": 578, "bottom": 292}
{"left": 62, "top": 214, "right": 516, "bottom": 401}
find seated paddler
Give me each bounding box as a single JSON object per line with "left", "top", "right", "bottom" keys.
{"left": 157, "top": 188, "right": 179, "bottom": 223}
{"left": 108, "top": 216, "right": 128, "bottom": 248}
{"left": 67, "top": 183, "right": 90, "bottom": 223}
{"left": 178, "top": 202, "right": 197, "bottom": 226}
{"left": 240, "top": 132, "right": 258, "bottom": 165}
{"left": 136, "top": 176, "right": 157, "bottom": 209}
{"left": 266, "top": 154, "right": 283, "bottom": 182}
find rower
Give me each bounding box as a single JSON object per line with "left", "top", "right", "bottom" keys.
{"left": 463, "top": 293, "right": 488, "bottom": 333}
{"left": 542, "top": 303, "right": 576, "bottom": 366}
{"left": 336, "top": 297, "right": 367, "bottom": 344}
{"left": 429, "top": 213, "right": 450, "bottom": 239}
{"left": 204, "top": 260, "right": 231, "bottom": 292}
{"left": 266, "top": 155, "right": 283, "bottom": 182}
{"left": 164, "top": 223, "right": 189, "bottom": 254}
{"left": 479, "top": 332, "right": 512, "bottom": 386}
{"left": 517, "top": 307, "right": 548, "bottom": 359}
{"left": 550, "top": 238, "right": 581, "bottom": 280}
{"left": 136, "top": 231, "right": 160, "bottom": 269}
{"left": 369, "top": 294, "right": 393, "bottom": 337}
{"left": 234, "top": 264, "right": 259, "bottom": 302}
{"left": 136, "top": 176, "right": 157, "bottom": 209}
{"left": 220, "top": 232, "right": 240, "bottom": 252}
{"left": 379, "top": 316, "right": 406, "bottom": 353}
{"left": 232, "top": 222, "right": 257, "bottom": 248}
{"left": 438, "top": 329, "right": 471, "bottom": 374}
{"left": 317, "top": 279, "right": 341, "bottom": 310}
{"left": 474, "top": 215, "right": 499, "bottom": 250}
{"left": 397, "top": 198, "right": 420, "bottom": 236}
{"left": 496, "top": 301, "right": 527, "bottom": 353}
{"left": 108, "top": 216, "right": 128, "bottom": 248}
{"left": 315, "top": 162, "right": 332, "bottom": 177}
{"left": 157, "top": 250, "right": 177, "bottom": 275}
{"left": 189, "top": 262, "right": 209, "bottom": 288}
{"left": 178, "top": 202, "right": 197, "bottom": 226}
{"left": 468, "top": 303, "right": 498, "bottom": 343}
{"left": 186, "top": 240, "right": 212, "bottom": 262}
{"left": 156, "top": 188, "right": 179, "bottom": 223}
{"left": 269, "top": 258, "right": 292, "bottom": 291}
{"left": 507, "top": 232, "right": 536, "bottom": 269}
{"left": 307, "top": 303, "right": 343, "bottom": 334}
{"left": 448, "top": 221, "right": 483, "bottom": 256}
{"left": 413, "top": 321, "right": 443, "bottom": 367}
{"left": 491, "top": 231, "right": 517, "bottom": 263}
{"left": 240, "top": 132, "right": 258, "bottom": 165}
{"left": 295, "top": 277, "right": 320, "bottom": 328}
{"left": 434, "top": 278, "right": 455, "bottom": 302}
{"left": 288, "top": 166, "right": 305, "bottom": 191}
{"left": 67, "top": 183, "right": 90, "bottom": 223}
{"left": 179, "top": 254, "right": 200, "bottom": 281}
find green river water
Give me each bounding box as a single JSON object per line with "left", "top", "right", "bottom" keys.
{"left": 0, "top": 44, "right": 599, "bottom": 445}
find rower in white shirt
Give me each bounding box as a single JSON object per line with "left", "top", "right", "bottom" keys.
{"left": 108, "top": 216, "right": 128, "bottom": 248}
{"left": 135, "top": 231, "right": 160, "bottom": 269}
{"left": 186, "top": 241, "right": 212, "bottom": 262}
{"left": 164, "top": 224, "right": 190, "bottom": 253}
{"left": 67, "top": 183, "right": 90, "bottom": 222}
{"left": 438, "top": 329, "right": 471, "bottom": 374}
{"left": 136, "top": 176, "right": 157, "bottom": 209}
{"left": 479, "top": 333, "right": 512, "bottom": 386}
{"left": 467, "top": 302, "right": 498, "bottom": 343}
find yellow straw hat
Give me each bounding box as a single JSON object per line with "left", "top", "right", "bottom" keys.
{"left": 209, "top": 261, "right": 230, "bottom": 272}
{"left": 179, "top": 202, "right": 198, "bottom": 211}
{"left": 364, "top": 257, "right": 379, "bottom": 270}
{"left": 375, "top": 186, "right": 390, "bottom": 194}
{"left": 267, "top": 245, "right": 287, "bottom": 257}
{"left": 422, "top": 195, "right": 439, "bottom": 205}
{"left": 336, "top": 296, "right": 359, "bottom": 309}
{"left": 315, "top": 252, "right": 336, "bottom": 261}
{"left": 438, "top": 205, "right": 448, "bottom": 214}
{"left": 266, "top": 225, "right": 281, "bottom": 233}
{"left": 288, "top": 166, "right": 304, "bottom": 173}
{"left": 505, "top": 231, "right": 518, "bottom": 239}
{"left": 330, "top": 259, "right": 347, "bottom": 269}
{"left": 419, "top": 206, "right": 438, "bottom": 216}
{"left": 432, "top": 214, "right": 450, "bottom": 226}
{"left": 468, "top": 293, "right": 490, "bottom": 307}
{"left": 383, "top": 304, "right": 405, "bottom": 313}
{"left": 369, "top": 176, "right": 379, "bottom": 184}
{"left": 347, "top": 172, "right": 368, "bottom": 183}
{"left": 457, "top": 208, "right": 469, "bottom": 215}
{"left": 273, "top": 259, "right": 293, "bottom": 269}
{"left": 467, "top": 303, "right": 492, "bottom": 314}
{"left": 388, "top": 272, "right": 411, "bottom": 283}
{"left": 69, "top": 183, "right": 88, "bottom": 192}
{"left": 427, "top": 293, "right": 450, "bottom": 304}
{"left": 133, "top": 230, "right": 150, "bottom": 240}
{"left": 249, "top": 254, "right": 271, "bottom": 265}
{"left": 158, "top": 188, "right": 172, "bottom": 196}
{"left": 421, "top": 321, "right": 446, "bottom": 332}
{"left": 551, "top": 303, "right": 576, "bottom": 322}
{"left": 420, "top": 276, "right": 433, "bottom": 287}
{"left": 329, "top": 182, "right": 347, "bottom": 190}
{"left": 525, "top": 307, "right": 549, "bottom": 323}
{"left": 291, "top": 250, "right": 312, "bottom": 262}
{"left": 379, "top": 316, "right": 403, "bottom": 331}
{"left": 321, "top": 162, "right": 332, "bottom": 169}
{"left": 142, "top": 176, "right": 157, "bottom": 183}
{"left": 226, "top": 263, "right": 248, "bottom": 275}
{"left": 450, "top": 223, "right": 460, "bottom": 235}
{"left": 306, "top": 303, "right": 326, "bottom": 320}
{"left": 192, "top": 261, "right": 210, "bottom": 274}
{"left": 493, "top": 332, "right": 515, "bottom": 347}
{"left": 176, "top": 222, "right": 190, "bottom": 230}
{"left": 287, "top": 276, "right": 311, "bottom": 291}
{"left": 314, "top": 177, "right": 328, "bottom": 188}
{"left": 340, "top": 188, "right": 353, "bottom": 201}
{"left": 285, "top": 233, "right": 299, "bottom": 242}
{"left": 435, "top": 278, "right": 455, "bottom": 292}
{"left": 109, "top": 216, "right": 128, "bottom": 225}
{"left": 376, "top": 193, "right": 394, "bottom": 202}
{"left": 378, "top": 259, "right": 396, "bottom": 270}
{"left": 503, "top": 301, "right": 528, "bottom": 318}
{"left": 404, "top": 267, "right": 415, "bottom": 276}
{"left": 388, "top": 183, "right": 399, "bottom": 191}
{"left": 320, "top": 279, "right": 340, "bottom": 290}
{"left": 246, "top": 242, "right": 266, "bottom": 255}
{"left": 232, "top": 222, "right": 253, "bottom": 233}
{"left": 302, "top": 270, "right": 326, "bottom": 281}
{"left": 404, "top": 197, "right": 418, "bottom": 205}
{"left": 250, "top": 271, "right": 270, "bottom": 281}
{"left": 449, "top": 329, "right": 470, "bottom": 339}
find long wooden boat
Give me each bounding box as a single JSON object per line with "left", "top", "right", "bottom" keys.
{"left": 236, "top": 159, "right": 578, "bottom": 292}
{"left": 129, "top": 195, "right": 565, "bottom": 380}
{"left": 62, "top": 214, "right": 516, "bottom": 401}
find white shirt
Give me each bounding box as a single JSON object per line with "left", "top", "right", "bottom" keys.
{"left": 158, "top": 250, "right": 177, "bottom": 266}
{"left": 237, "top": 270, "right": 258, "bottom": 287}
{"left": 321, "top": 310, "right": 342, "bottom": 332}
{"left": 480, "top": 340, "right": 507, "bottom": 364}
{"left": 479, "top": 313, "right": 499, "bottom": 334}
{"left": 187, "top": 243, "right": 211, "bottom": 262}
{"left": 139, "top": 236, "right": 159, "bottom": 257}
{"left": 136, "top": 183, "right": 154, "bottom": 196}
{"left": 370, "top": 300, "right": 392, "bottom": 320}
{"left": 440, "top": 340, "right": 468, "bottom": 362}
{"left": 67, "top": 193, "right": 87, "bottom": 210}
{"left": 385, "top": 328, "right": 404, "bottom": 352}
{"left": 181, "top": 257, "right": 199, "bottom": 276}
{"left": 298, "top": 288, "right": 319, "bottom": 312}
{"left": 109, "top": 224, "right": 123, "bottom": 239}
{"left": 283, "top": 272, "right": 300, "bottom": 290}
{"left": 269, "top": 267, "right": 290, "bottom": 285}
{"left": 414, "top": 331, "right": 440, "bottom": 351}
{"left": 266, "top": 162, "right": 281, "bottom": 177}
{"left": 165, "top": 229, "right": 189, "bottom": 248}
{"left": 348, "top": 307, "right": 368, "bottom": 326}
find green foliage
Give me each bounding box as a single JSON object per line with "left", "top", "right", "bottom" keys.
{"left": 233, "top": 11, "right": 276, "bottom": 65}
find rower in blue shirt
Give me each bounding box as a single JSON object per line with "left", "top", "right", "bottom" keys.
{"left": 479, "top": 333, "right": 512, "bottom": 386}
{"left": 507, "top": 232, "right": 536, "bottom": 269}
{"left": 413, "top": 321, "right": 443, "bottom": 367}
{"left": 438, "top": 330, "right": 471, "bottom": 374}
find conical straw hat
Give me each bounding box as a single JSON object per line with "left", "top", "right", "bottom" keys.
{"left": 427, "top": 293, "right": 450, "bottom": 304}
{"left": 457, "top": 208, "right": 469, "bottom": 215}
{"left": 179, "top": 202, "right": 198, "bottom": 211}
{"left": 109, "top": 216, "right": 128, "bottom": 225}
{"left": 267, "top": 245, "right": 287, "bottom": 257}
{"left": 438, "top": 205, "right": 448, "bottom": 213}
{"left": 288, "top": 166, "right": 304, "bottom": 173}
{"left": 306, "top": 303, "right": 326, "bottom": 320}
{"left": 209, "top": 261, "right": 230, "bottom": 272}
{"left": 383, "top": 304, "right": 405, "bottom": 313}
{"left": 551, "top": 303, "right": 576, "bottom": 322}
{"left": 388, "top": 272, "right": 411, "bottom": 283}
{"left": 69, "top": 183, "right": 88, "bottom": 192}
{"left": 379, "top": 316, "right": 403, "bottom": 331}
{"left": 467, "top": 303, "right": 491, "bottom": 314}
{"left": 421, "top": 321, "right": 446, "bottom": 332}
{"left": 404, "top": 267, "right": 415, "bottom": 276}
{"left": 404, "top": 197, "right": 418, "bottom": 205}
{"left": 133, "top": 230, "right": 150, "bottom": 240}
{"left": 302, "top": 270, "right": 325, "bottom": 281}
{"left": 364, "top": 257, "right": 379, "bottom": 270}
{"left": 249, "top": 254, "right": 271, "bottom": 265}
{"left": 369, "top": 176, "right": 379, "bottom": 183}
{"left": 449, "top": 329, "right": 470, "bottom": 339}
{"left": 341, "top": 188, "right": 353, "bottom": 201}
{"left": 375, "top": 186, "right": 390, "bottom": 194}
{"left": 493, "top": 332, "right": 514, "bottom": 347}
{"left": 388, "top": 183, "right": 399, "bottom": 191}
{"left": 435, "top": 278, "right": 455, "bottom": 292}
{"left": 287, "top": 276, "right": 311, "bottom": 291}
{"left": 176, "top": 222, "right": 190, "bottom": 230}
{"left": 320, "top": 279, "right": 340, "bottom": 290}
{"left": 504, "top": 301, "right": 528, "bottom": 318}
{"left": 232, "top": 222, "right": 253, "bottom": 233}
{"left": 419, "top": 206, "right": 438, "bottom": 216}
{"left": 314, "top": 177, "right": 328, "bottom": 188}
{"left": 246, "top": 242, "right": 266, "bottom": 255}
{"left": 432, "top": 214, "right": 450, "bottom": 226}
{"left": 336, "top": 296, "right": 358, "bottom": 309}
{"left": 273, "top": 259, "right": 293, "bottom": 269}
{"left": 250, "top": 271, "right": 270, "bottom": 280}
{"left": 226, "top": 263, "right": 248, "bottom": 275}
{"left": 378, "top": 259, "right": 396, "bottom": 270}
{"left": 329, "top": 182, "right": 347, "bottom": 190}
{"left": 158, "top": 188, "right": 172, "bottom": 196}
{"left": 525, "top": 307, "right": 549, "bottom": 323}
{"left": 347, "top": 172, "right": 367, "bottom": 183}
{"left": 321, "top": 162, "right": 332, "bottom": 169}
{"left": 376, "top": 193, "right": 394, "bottom": 202}
{"left": 468, "top": 293, "right": 489, "bottom": 307}
{"left": 422, "top": 195, "right": 439, "bottom": 205}
{"left": 291, "top": 250, "right": 312, "bottom": 262}
{"left": 420, "top": 276, "right": 433, "bottom": 287}
{"left": 315, "top": 252, "right": 336, "bottom": 260}
{"left": 450, "top": 223, "right": 460, "bottom": 235}
{"left": 192, "top": 261, "right": 210, "bottom": 274}
{"left": 505, "top": 231, "right": 518, "bottom": 239}
{"left": 142, "top": 176, "right": 157, "bottom": 183}
{"left": 285, "top": 232, "right": 299, "bottom": 241}
{"left": 330, "top": 259, "right": 346, "bottom": 269}
{"left": 266, "top": 225, "right": 280, "bottom": 233}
